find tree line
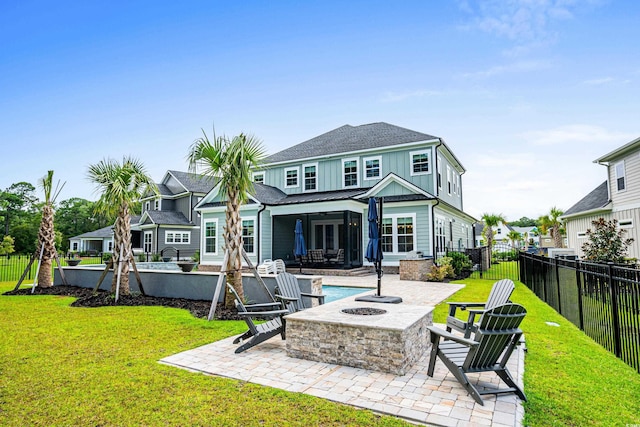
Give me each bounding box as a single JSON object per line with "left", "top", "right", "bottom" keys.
{"left": 0, "top": 182, "right": 117, "bottom": 255}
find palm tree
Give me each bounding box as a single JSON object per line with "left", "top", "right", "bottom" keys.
{"left": 36, "top": 171, "right": 65, "bottom": 288}
{"left": 187, "top": 130, "right": 265, "bottom": 308}
{"left": 481, "top": 213, "right": 506, "bottom": 250}
{"left": 507, "top": 230, "right": 522, "bottom": 248}
{"left": 87, "top": 157, "right": 157, "bottom": 295}
{"left": 539, "top": 207, "right": 564, "bottom": 248}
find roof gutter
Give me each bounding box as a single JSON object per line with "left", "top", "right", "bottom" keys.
{"left": 434, "top": 139, "right": 443, "bottom": 198}
{"left": 256, "top": 203, "right": 267, "bottom": 263}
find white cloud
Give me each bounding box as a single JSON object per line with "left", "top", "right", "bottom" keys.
{"left": 583, "top": 77, "right": 614, "bottom": 85}
{"left": 459, "top": 59, "right": 552, "bottom": 79}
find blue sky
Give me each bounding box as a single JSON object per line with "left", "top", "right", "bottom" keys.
{"left": 1, "top": 0, "right": 639, "bottom": 221}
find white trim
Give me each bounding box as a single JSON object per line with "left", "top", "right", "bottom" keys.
{"left": 202, "top": 219, "right": 219, "bottom": 255}
{"left": 284, "top": 166, "right": 300, "bottom": 189}
{"left": 302, "top": 162, "right": 318, "bottom": 192}
{"left": 165, "top": 230, "right": 191, "bottom": 245}
{"left": 447, "top": 165, "right": 452, "bottom": 195}
{"left": 381, "top": 213, "right": 417, "bottom": 255}
{"left": 358, "top": 172, "right": 436, "bottom": 199}
{"left": 362, "top": 156, "right": 382, "bottom": 181}
{"left": 437, "top": 156, "right": 442, "bottom": 190}
{"left": 310, "top": 219, "right": 342, "bottom": 251}
{"left": 342, "top": 158, "right": 359, "bottom": 188}
{"left": 410, "top": 149, "right": 431, "bottom": 176}
{"left": 143, "top": 231, "right": 153, "bottom": 253}
{"left": 154, "top": 198, "right": 161, "bottom": 210}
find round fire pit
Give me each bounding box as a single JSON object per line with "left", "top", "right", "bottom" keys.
{"left": 341, "top": 307, "right": 387, "bottom": 316}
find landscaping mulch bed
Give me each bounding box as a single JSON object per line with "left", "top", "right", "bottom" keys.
{"left": 3, "top": 285, "right": 242, "bottom": 320}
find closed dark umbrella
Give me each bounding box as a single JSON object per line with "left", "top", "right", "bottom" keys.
{"left": 365, "top": 197, "right": 384, "bottom": 295}
{"left": 294, "top": 219, "right": 307, "bottom": 273}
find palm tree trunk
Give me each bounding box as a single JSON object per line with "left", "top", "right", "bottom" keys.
{"left": 552, "top": 225, "right": 563, "bottom": 248}
{"left": 37, "top": 204, "right": 56, "bottom": 287}
{"left": 112, "top": 203, "right": 131, "bottom": 295}
{"left": 224, "top": 190, "right": 243, "bottom": 309}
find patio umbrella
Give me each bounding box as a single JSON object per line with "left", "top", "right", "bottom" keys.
{"left": 357, "top": 197, "right": 402, "bottom": 303}
{"left": 365, "top": 197, "right": 384, "bottom": 295}
{"left": 294, "top": 219, "right": 307, "bottom": 273}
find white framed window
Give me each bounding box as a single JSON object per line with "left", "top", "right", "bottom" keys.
{"left": 72, "top": 242, "right": 78, "bottom": 251}
{"left": 342, "top": 158, "right": 359, "bottom": 188}
{"left": 456, "top": 174, "right": 461, "bottom": 197}
{"left": 410, "top": 149, "right": 431, "bottom": 176}
{"left": 252, "top": 172, "right": 265, "bottom": 184}
{"left": 108, "top": 241, "right": 113, "bottom": 251}
{"left": 381, "top": 214, "right": 416, "bottom": 254}
{"left": 363, "top": 156, "right": 382, "bottom": 180}
{"left": 577, "top": 231, "right": 587, "bottom": 238}
{"left": 615, "top": 161, "right": 626, "bottom": 192}
{"left": 242, "top": 217, "right": 256, "bottom": 255}
{"left": 437, "top": 156, "right": 442, "bottom": 190}
{"left": 284, "top": 167, "right": 299, "bottom": 188}
{"left": 144, "top": 201, "right": 150, "bottom": 212}
{"left": 303, "top": 163, "right": 318, "bottom": 192}
{"left": 144, "top": 231, "right": 153, "bottom": 253}
{"left": 447, "top": 166, "right": 452, "bottom": 195}
{"left": 619, "top": 219, "right": 633, "bottom": 229}
{"left": 165, "top": 230, "right": 191, "bottom": 244}
{"left": 154, "top": 198, "right": 161, "bottom": 210}
{"left": 203, "top": 220, "right": 218, "bottom": 255}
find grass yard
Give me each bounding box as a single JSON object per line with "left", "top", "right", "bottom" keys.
{"left": 2, "top": 278, "right": 639, "bottom": 426}
{"left": 437, "top": 278, "right": 640, "bottom": 426}
{"left": 0, "top": 281, "right": 407, "bottom": 426}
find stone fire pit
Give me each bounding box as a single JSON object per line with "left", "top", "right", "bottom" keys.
{"left": 285, "top": 296, "right": 433, "bottom": 375}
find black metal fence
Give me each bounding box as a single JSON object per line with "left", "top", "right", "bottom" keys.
{"left": 0, "top": 254, "right": 104, "bottom": 283}
{"left": 439, "top": 245, "right": 520, "bottom": 281}
{"left": 520, "top": 252, "right": 640, "bottom": 373}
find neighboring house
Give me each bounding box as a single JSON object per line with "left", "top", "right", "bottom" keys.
{"left": 196, "top": 122, "right": 476, "bottom": 268}
{"left": 474, "top": 222, "right": 514, "bottom": 247}
{"left": 511, "top": 226, "right": 539, "bottom": 247}
{"left": 562, "top": 136, "right": 640, "bottom": 259}
{"left": 68, "top": 226, "right": 114, "bottom": 255}
{"left": 68, "top": 215, "right": 141, "bottom": 255}
{"left": 134, "top": 170, "right": 216, "bottom": 260}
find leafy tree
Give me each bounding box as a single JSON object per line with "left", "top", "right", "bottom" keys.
{"left": 539, "top": 207, "right": 564, "bottom": 248}
{"left": 0, "top": 182, "right": 38, "bottom": 238}
{"left": 87, "top": 157, "right": 157, "bottom": 295}
{"left": 509, "top": 216, "right": 539, "bottom": 227}
{"left": 0, "top": 235, "right": 15, "bottom": 256}
{"left": 481, "top": 213, "right": 506, "bottom": 250}
{"left": 582, "top": 218, "right": 634, "bottom": 263}
{"left": 56, "top": 198, "right": 116, "bottom": 251}
{"left": 36, "top": 171, "right": 65, "bottom": 288}
{"left": 188, "top": 130, "right": 265, "bottom": 308}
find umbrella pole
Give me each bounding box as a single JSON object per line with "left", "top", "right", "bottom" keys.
{"left": 377, "top": 197, "right": 383, "bottom": 296}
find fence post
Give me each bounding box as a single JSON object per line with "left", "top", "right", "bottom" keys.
{"left": 555, "top": 256, "right": 562, "bottom": 315}
{"left": 607, "top": 262, "right": 622, "bottom": 358}
{"left": 575, "top": 259, "right": 584, "bottom": 330}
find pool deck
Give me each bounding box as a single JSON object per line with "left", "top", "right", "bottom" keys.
{"left": 160, "top": 275, "right": 526, "bottom": 427}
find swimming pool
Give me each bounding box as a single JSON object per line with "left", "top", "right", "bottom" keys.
{"left": 321, "top": 285, "right": 371, "bottom": 303}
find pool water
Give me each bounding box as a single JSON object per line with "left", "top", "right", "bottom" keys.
{"left": 322, "top": 285, "right": 371, "bottom": 303}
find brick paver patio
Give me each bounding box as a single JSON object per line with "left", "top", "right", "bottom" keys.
{"left": 160, "top": 276, "right": 525, "bottom": 427}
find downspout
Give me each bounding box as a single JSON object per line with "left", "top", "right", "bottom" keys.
{"left": 431, "top": 138, "right": 443, "bottom": 258}
{"left": 257, "top": 203, "right": 267, "bottom": 263}
{"left": 434, "top": 138, "right": 443, "bottom": 198}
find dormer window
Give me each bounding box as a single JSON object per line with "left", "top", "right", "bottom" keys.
{"left": 144, "top": 201, "right": 150, "bottom": 212}
{"left": 343, "top": 158, "right": 358, "bottom": 188}
{"left": 615, "top": 161, "right": 626, "bottom": 192}
{"left": 154, "top": 199, "right": 160, "bottom": 210}
{"left": 410, "top": 150, "right": 431, "bottom": 175}
{"left": 284, "top": 167, "right": 299, "bottom": 188}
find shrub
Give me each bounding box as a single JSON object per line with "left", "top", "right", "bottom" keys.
{"left": 448, "top": 252, "right": 473, "bottom": 276}
{"left": 137, "top": 253, "right": 146, "bottom": 262}
{"left": 426, "top": 265, "right": 447, "bottom": 281}
{"left": 435, "top": 257, "right": 455, "bottom": 279}
{"left": 582, "top": 218, "right": 634, "bottom": 263}
{"left": 191, "top": 250, "right": 200, "bottom": 263}
{"left": 151, "top": 253, "right": 161, "bottom": 262}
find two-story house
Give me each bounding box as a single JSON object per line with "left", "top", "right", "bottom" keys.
{"left": 195, "top": 122, "right": 476, "bottom": 269}
{"left": 135, "top": 170, "right": 216, "bottom": 259}
{"left": 562, "top": 136, "right": 640, "bottom": 259}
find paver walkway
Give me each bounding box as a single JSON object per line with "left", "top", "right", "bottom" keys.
{"left": 161, "top": 276, "right": 526, "bottom": 427}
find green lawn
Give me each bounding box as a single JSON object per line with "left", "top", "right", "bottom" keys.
{"left": 438, "top": 278, "right": 640, "bottom": 426}
{"left": 2, "top": 279, "right": 639, "bottom": 426}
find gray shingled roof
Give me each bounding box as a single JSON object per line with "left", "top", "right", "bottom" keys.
{"left": 252, "top": 183, "right": 288, "bottom": 204}
{"left": 155, "top": 184, "right": 173, "bottom": 197}
{"left": 264, "top": 122, "right": 439, "bottom": 164}
{"left": 144, "top": 210, "right": 193, "bottom": 225}
{"left": 564, "top": 181, "right": 610, "bottom": 216}
{"left": 168, "top": 170, "right": 217, "bottom": 194}
{"left": 272, "top": 188, "right": 368, "bottom": 205}
{"left": 70, "top": 226, "right": 113, "bottom": 240}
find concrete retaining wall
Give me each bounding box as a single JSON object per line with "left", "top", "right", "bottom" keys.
{"left": 54, "top": 267, "right": 322, "bottom": 303}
